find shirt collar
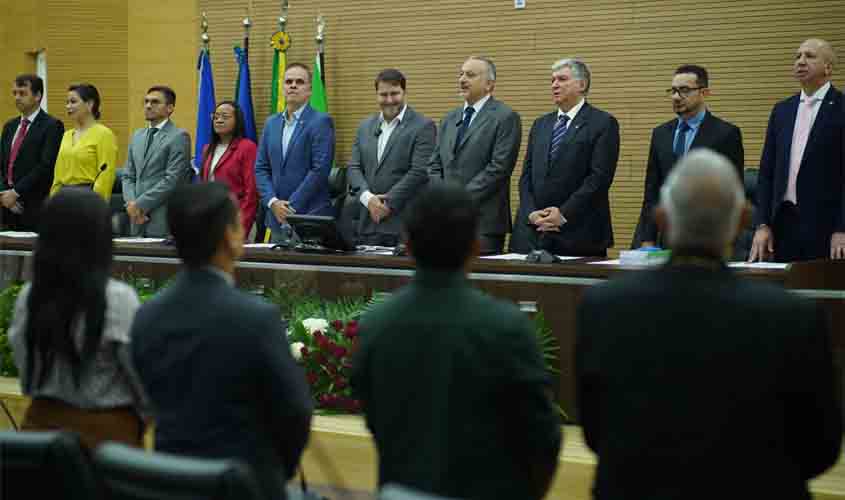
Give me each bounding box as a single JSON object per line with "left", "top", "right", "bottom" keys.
{"left": 557, "top": 98, "right": 586, "bottom": 122}
{"left": 22, "top": 108, "right": 40, "bottom": 124}
{"left": 203, "top": 265, "right": 235, "bottom": 286}
{"left": 801, "top": 81, "right": 831, "bottom": 103}
{"left": 464, "top": 94, "right": 492, "bottom": 115}
{"left": 678, "top": 109, "right": 707, "bottom": 130}
{"left": 149, "top": 118, "right": 169, "bottom": 130}
{"left": 380, "top": 104, "right": 408, "bottom": 127}
{"left": 284, "top": 104, "right": 308, "bottom": 124}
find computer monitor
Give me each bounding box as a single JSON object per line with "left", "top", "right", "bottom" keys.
{"left": 287, "top": 214, "right": 355, "bottom": 252}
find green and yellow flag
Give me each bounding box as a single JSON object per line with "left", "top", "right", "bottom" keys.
{"left": 310, "top": 51, "right": 328, "bottom": 112}
{"left": 270, "top": 31, "right": 291, "bottom": 114}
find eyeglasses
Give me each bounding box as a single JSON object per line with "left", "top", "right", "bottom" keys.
{"left": 666, "top": 86, "right": 705, "bottom": 98}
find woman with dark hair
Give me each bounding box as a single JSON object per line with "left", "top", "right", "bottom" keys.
{"left": 199, "top": 101, "right": 258, "bottom": 234}
{"left": 8, "top": 188, "right": 147, "bottom": 449}
{"left": 50, "top": 83, "right": 118, "bottom": 201}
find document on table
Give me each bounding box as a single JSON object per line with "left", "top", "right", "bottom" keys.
{"left": 588, "top": 259, "right": 623, "bottom": 265}
{"left": 113, "top": 237, "right": 167, "bottom": 244}
{"left": 727, "top": 261, "right": 790, "bottom": 270}
{"left": 356, "top": 245, "right": 396, "bottom": 256}
{"left": 480, "top": 253, "right": 583, "bottom": 261}
{"left": 0, "top": 231, "right": 37, "bottom": 238}
{"left": 244, "top": 243, "right": 277, "bottom": 249}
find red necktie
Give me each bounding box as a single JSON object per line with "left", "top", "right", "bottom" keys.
{"left": 7, "top": 118, "right": 30, "bottom": 187}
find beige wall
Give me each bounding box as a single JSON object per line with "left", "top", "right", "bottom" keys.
{"left": 0, "top": 0, "right": 42, "bottom": 121}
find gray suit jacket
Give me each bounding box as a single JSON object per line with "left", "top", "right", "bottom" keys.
{"left": 428, "top": 97, "right": 522, "bottom": 238}
{"left": 346, "top": 106, "right": 435, "bottom": 244}
{"left": 122, "top": 120, "right": 192, "bottom": 237}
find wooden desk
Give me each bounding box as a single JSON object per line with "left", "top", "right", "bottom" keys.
{"left": 2, "top": 237, "right": 843, "bottom": 418}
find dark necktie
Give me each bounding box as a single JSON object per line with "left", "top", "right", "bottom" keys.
{"left": 673, "top": 121, "right": 691, "bottom": 159}
{"left": 549, "top": 114, "right": 571, "bottom": 162}
{"left": 144, "top": 127, "right": 159, "bottom": 159}
{"left": 7, "top": 118, "right": 30, "bottom": 186}
{"left": 454, "top": 106, "right": 476, "bottom": 152}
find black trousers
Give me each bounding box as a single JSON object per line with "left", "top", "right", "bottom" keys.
{"left": 773, "top": 202, "right": 829, "bottom": 262}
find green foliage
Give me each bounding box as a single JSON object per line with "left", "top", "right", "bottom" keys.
{"left": 534, "top": 312, "right": 559, "bottom": 374}
{"left": 0, "top": 283, "right": 23, "bottom": 377}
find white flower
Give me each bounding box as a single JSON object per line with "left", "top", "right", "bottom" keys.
{"left": 290, "top": 342, "right": 305, "bottom": 361}
{"left": 301, "top": 318, "right": 329, "bottom": 335}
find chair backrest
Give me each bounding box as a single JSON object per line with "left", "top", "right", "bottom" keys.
{"left": 94, "top": 442, "right": 263, "bottom": 500}
{"left": 743, "top": 167, "right": 759, "bottom": 205}
{"left": 0, "top": 430, "right": 100, "bottom": 500}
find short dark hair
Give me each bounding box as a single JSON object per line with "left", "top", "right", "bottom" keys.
{"left": 675, "top": 65, "right": 709, "bottom": 88}
{"left": 403, "top": 184, "right": 480, "bottom": 270}
{"left": 285, "top": 63, "right": 312, "bottom": 84}
{"left": 15, "top": 74, "right": 44, "bottom": 100}
{"left": 68, "top": 83, "right": 102, "bottom": 120}
{"left": 167, "top": 182, "right": 238, "bottom": 268}
{"left": 374, "top": 69, "right": 406, "bottom": 91}
{"left": 147, "top": 85, "right": 176, "bottom": 106}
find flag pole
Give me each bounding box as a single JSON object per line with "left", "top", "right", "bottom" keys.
{"left": 315, "top": 14, "right": 326, "bottom": 86}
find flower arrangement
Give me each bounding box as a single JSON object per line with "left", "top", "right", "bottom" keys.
{"left": 287, "top": 316, "right": 362, "bottom": 413}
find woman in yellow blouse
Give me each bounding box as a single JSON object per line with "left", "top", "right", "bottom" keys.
{"left": 50, "top": 83, "right": 117, "bottom": 200}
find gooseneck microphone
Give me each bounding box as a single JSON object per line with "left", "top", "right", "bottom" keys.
{"left": 90, "top": 163, "right": 108, "bottom": 189}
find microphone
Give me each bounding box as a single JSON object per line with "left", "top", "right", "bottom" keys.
{"left": 90, "top": 164, "right": 107, "bottom": 190}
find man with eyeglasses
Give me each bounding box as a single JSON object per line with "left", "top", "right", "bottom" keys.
{"left": 255, "top": 62, "right": 335, "bottom": 244}
{"left": 122, "top": 85, "right": 192, "bottom": 237}
{"left": 632, "top": 65, "right": 744, "bottom": 248}
{"left": 750, "top": 39, "right": 845, "bottom": 262}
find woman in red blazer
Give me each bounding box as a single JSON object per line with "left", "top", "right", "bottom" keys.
{"left": 200, "top": 101, "right": 258, "bottom": 234}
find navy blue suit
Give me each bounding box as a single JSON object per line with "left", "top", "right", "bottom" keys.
{"left": 255, "top": 104, "right": 336, "bottom": 234}
{"left": 755, "top": 85, "right": 845, "bottom": 261}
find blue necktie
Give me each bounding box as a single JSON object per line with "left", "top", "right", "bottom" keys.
{"left": 673, "top": 121, "right": 691, "bottom": 159}
{"left": 549, "top": 114, "right": 570, "bottom": 161}
{"left": 454, "top": 106, "right": 476, "bottom": 152}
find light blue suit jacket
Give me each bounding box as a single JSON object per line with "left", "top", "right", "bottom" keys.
{"left": 255, "top": 104, "right": 336, "bottom": 232}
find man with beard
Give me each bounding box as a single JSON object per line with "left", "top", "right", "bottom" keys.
{"left": 346, "top": 69, "right": 435, "bottom": 246}
{"left": 632, "top": 65, "right": 744, "bottom": 248}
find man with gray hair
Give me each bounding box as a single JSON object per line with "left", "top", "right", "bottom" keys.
{"left": 751, "top": 38, "right": 845, "bottom": 262}
{"left": 428, "top": 56, "right": 522, "bottom": 254}
{"left": 576, "top": 148, "right": 841, "bottom": 500}
{"left": 511, "top": 58, "right": 620, "bottom": 256}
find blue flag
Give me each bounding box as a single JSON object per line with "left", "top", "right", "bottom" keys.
{"left": 234, "top": 46, "right": 257, "bottom": 142}
{"left": 194, "top": 48, "right": 216, "bottom": 174}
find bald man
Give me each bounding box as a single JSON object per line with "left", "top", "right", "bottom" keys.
{"left": 577, "top": 149, "right": 842, "bottom": 500}
{"left": 750, "top": 38, "right": 845, "bottom": 262}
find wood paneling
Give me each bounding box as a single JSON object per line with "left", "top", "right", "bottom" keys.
{"left": 0, "top": 0, "right": 43, "bottom": 121}
{"left": 200, "top": 0, "right": 844, "bottom": 254}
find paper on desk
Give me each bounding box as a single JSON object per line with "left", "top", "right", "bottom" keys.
{"left": 112, "top": 237, "right": 167, "bottom": 243}
{"left": 356, "top": 245, "right": 396, "bottom": 255}
{"left": 0, "top": 231, "right": 38, "bottom": 238}
{"left": 480, "top": 253, "right": 582, "bottom": 261}
{"left": 588, "top": 259, "right": 622, "bottom": 265}
{"left": 728, "top": 261, "right": 790, "bottom": 270}
{"left": 244, "top": 243, "right": 277, "bottom": 249}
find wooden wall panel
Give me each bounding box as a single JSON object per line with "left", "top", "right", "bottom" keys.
{"left": 200, "top": 0, "right": 844, "bottom": 254}
{"left": 0, "top": 0, "right": 43, "bottom": 122}
{"left": 42, "top": 0, "right": 128, "bottom": 165}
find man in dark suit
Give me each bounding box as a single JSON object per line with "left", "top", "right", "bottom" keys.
{"left": 346, "top": 69, "right": 435, "bottom": 247}
{"left": 751, "top": 39, "right": 845, "bottom": 262}
{"left": 0, "top": 74, "right": 64, "bottom": 230}
{"left": 122, "top": 86, "right": 192, "bottom": 237}
{"left": 632, "top": 64, "right": 744, "bottom": 248}
{"left": 577, "top": 149, "right": 841, "bottom": 500}
{"left": 428, "top": 56, "right": 521, "bottom": 254}
{"left": 510, "top": 58, "right": 619, "bottom": 256}
{"left": 255, "top": 62, "right": 335, "bottom": 243}
{"left": 130, "top": 183, "right": 313, "bottom": 500}
{"left": 352, "top": 184, "right": 561, "bottom": 500}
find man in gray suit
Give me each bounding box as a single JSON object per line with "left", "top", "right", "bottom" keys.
{"left": 122, "top": 85, "right": 192, "bottom": 237}
{"left": 428, "top": 56, "right": 522, "bottom": 254}
{"left": 346, "top": 69, "right": 436, "bottom": 246}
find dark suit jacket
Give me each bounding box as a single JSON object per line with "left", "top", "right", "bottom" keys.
{"left": 346, "top": 106, "right": 435, "bottom": 245}
{"left": 0, "top": 110, "right": 64, "bottom": 229}
{"left": 201, "top": 138, "right": 259, "bottom": 234}
{"left": 755, "top": 85, "right": 845, "bottom": 258}
{"left": 576, "top": 260, "right": 842, "bottom": 500}
{"left": 352, "top": 269, "right": 561, "bottom": 500}
{"left": 632, "top": 111, "right": 745, "bottom": 247}
{"left": 130, "top": 269, "right": 313, "bottom": 500}
{"left": 255, "top": 105, "right": 336, "bottom": 233}
{"left": 428, "top": 97, "right": 522, "bottom": 240}
{"left": 510, "top": 103, "right": 620, "bottom": 256}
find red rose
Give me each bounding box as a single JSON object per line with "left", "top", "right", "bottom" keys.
{"left": 331, "top": 320, "right": 343, "bottom": 331}
{"left": 314, "top": 353, "right": 327, "bottom": 365}
{"left": 306, "top": 373, "right": 318, "bottom": 385}
{"left": 300, "top": 346, "right": 310, "bottom": 358}
{"left": 334, "top": 378, "right": 347, "bottom": 390}
{"left": 344, "top": 320, "right": 359, "bottom": 339}
{"left": 313, "top": 331, "right": 324, "bottom": 342}
{"left": 333, "top": 346, "right": 347, "bottom": 359}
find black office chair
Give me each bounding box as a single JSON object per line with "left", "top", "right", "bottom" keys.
{"left": 732, "top": 167, "right": 759, "bottom": 261}
{"left": 111, "top": 169, "right": 130, "bottom": 236}
{"left": 94, "top": 442, "right": 264, "bottom": 500}
{"left": 0, "top": 430, "right": 99, "bottom": 500}
{"left": 327, "top": 166, "right": 348, "bottom": 213}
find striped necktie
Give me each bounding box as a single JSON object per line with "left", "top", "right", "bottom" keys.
{"left": 549, "top": 114, "right": 570, "bottom": 161}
